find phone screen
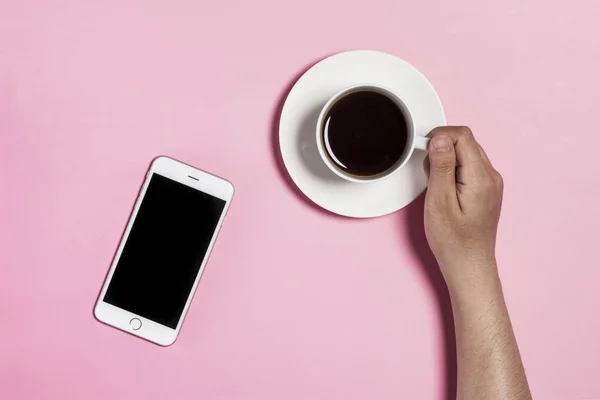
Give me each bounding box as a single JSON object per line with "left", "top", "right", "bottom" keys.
{"left": 103, "top": 173, "right": 226, "bottom": 329}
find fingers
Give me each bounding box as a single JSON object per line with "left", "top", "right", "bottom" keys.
{"left": 426, "top": 135, "right": 460, "bottom": 210}
{"left": 427, "top": 126, "right": 491, "bottom": 184}
{"left": 477, "top": 143, "right": 492, "bottom": 166}
{"left": 429, "top": 127, "right": 484, "bottom": 165}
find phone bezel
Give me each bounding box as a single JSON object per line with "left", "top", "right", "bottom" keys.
{"left": 94, "top": 156, "right": 234, "bottom": 346}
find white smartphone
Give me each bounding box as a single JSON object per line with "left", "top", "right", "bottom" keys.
{"left": 94, "top": 156, "right": 234, "bottom": 346}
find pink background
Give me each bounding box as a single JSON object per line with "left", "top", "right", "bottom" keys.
{"left": 1, "top": 0, "right": 599, "bottom": 399}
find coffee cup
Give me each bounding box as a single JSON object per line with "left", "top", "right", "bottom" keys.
{"left": 316, "top": 84, "right": 429, "bottom": 183}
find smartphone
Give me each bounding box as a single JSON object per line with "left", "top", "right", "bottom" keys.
{"left": 94, "top": 156, "right": 234, "bottom": 346}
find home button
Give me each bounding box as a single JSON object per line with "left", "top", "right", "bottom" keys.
{"left": 129, "top": 318, "right": 142, "bottom": 330}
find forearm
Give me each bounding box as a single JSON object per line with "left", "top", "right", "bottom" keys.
{"left": 447, "top": 265, "right": 531, "bottom": 400}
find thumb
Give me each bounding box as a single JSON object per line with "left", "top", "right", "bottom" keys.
{"left": 427, "top": 135, "right": 458, "bottom": 207}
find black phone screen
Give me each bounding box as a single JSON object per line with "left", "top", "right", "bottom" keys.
{"left": 103, "top": 173, "right": 226, "bottom": 329}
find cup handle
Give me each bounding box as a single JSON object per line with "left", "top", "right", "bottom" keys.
{"left": 414, "top": 136, "right": 430, "bottom": 151}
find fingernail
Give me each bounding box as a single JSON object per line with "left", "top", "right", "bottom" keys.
{"left": 432, "top": 135, "right": 451, "bottom": 151}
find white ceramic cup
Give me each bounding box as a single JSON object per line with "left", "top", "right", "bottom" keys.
{"left": 316, "top": 84, "right": 430, "bottom": 183}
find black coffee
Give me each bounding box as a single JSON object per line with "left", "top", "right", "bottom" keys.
{"left": 322, "top": 90, "right": 408, "bottom": 177}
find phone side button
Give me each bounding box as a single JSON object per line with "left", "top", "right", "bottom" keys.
{"left": 129, "top": 318, "right": 142, "bottom": 330}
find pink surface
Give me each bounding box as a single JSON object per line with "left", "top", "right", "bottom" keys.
{"left": 1, "top": 0, "right": 599, "bottom": 399}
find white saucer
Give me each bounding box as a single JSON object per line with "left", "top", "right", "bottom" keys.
{"left": 278, "top": 50, "right": 446, "bottom": 218}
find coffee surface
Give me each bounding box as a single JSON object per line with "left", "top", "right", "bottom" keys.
{"left": 322, "top": 90, "right": 408, "bottom": 177}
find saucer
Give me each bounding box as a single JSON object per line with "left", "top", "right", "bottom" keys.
{"left": 278, "top": 50, "right": 446, "bottom": 218}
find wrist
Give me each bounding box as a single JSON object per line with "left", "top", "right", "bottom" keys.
{"left": 440, "top": 259, "right": 502, "bottom": 303}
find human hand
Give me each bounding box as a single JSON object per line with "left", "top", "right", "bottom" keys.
{"left": 423, "top": 127, "right": 504, "bottom": 292}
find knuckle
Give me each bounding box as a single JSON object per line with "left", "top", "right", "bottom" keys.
{"left": 432, "top": 160, "right": 455, "bottom": 174}
{"left": 428, "top": 126, "right": 447, "bottom": 137}
{"left": 494, "top": 172, "right": 504, "bottom": 188}
{"left": 457, "top": 126, "right": 473, "bottom": 138}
